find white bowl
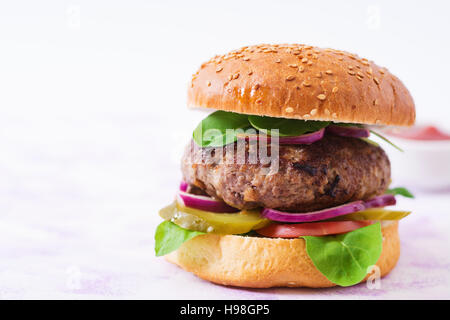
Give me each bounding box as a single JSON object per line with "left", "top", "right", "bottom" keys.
{"left": 384, "top": 136, "right": 450, "bottom": 190}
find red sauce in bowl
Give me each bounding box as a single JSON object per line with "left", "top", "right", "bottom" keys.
{"left": 389, "top": 126, "right": 450, "bottom": 141}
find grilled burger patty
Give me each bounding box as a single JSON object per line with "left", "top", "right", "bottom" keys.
{"left": 181, "top": 135, "right": 391, "bottom": 212}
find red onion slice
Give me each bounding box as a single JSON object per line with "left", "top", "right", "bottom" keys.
{"left": 261, "top": 201, "right": 366, "bottom": 223}
{"left": 279, "top": 128, "right": 325, "bottom": 144}
{"left": 364, "top": 194, "right": 396, "bottom": 209}
{"left": 179, "top": 181, "right": 188, "bottom": 192}
{"left": 326, "top": 125, "right": 370, "bottom": 138}
{"left": 237, "top": 128, "right": 325, "bottom": 145}
{"left": 177, "top": 191, "right": 239, "bottom": 213}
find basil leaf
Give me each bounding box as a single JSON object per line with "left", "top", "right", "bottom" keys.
{"left": 193, "top": 111, "right": 250, "bottom": 147}
{"left": 248, "top": 115, "right": 330, "bottom": 137}
{"left": 303, "top": 223, "right": 383, "bottom": 287}
{"left": 386, "top": 187, "right": 415, "bottom": 198}
{"left": 333, "top": 122, "right": 364, "bottom": 128}
{"left": 370, "top": 130, "right": 404, "bottom": 152}
{"left": 154, "top": 221, "right": 205, "bottom": 257}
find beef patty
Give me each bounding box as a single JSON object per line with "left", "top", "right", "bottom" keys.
{"left": 181, "top": 135, "right": 390, "bottom": 212}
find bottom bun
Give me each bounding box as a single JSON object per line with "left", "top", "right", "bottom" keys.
{"left": 165, "top": 221, "right": 400, "bottom": 288}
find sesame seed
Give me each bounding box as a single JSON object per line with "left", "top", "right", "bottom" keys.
{"left": 256, "top": 98, "right": 262, "bottom": 104}
{"left": 332, "top": 87, "right": 339, "bottom": 93}
{"left": 253, "top": 84, "right": 260, "bottom": 90}
{"left": 207, "top": 81, "right": 211, "bottom": 86}
{"left": 286, "top": 75, "right": 296, "bottom": 81}
{"left": 228, "top": 75, "right": 233, "bottom": 81}
{"left": 233, "top": 73, "right": 240, "bottom": 80}
{"left": 288, "top": 64, "right": 298, "bottom": 68}
{"left": 285, "top": 107, "right": 294, "bottom": 113}
{"left": 301, "top": 58, "right": 308, "bottom": 63}
{"left": 325, "top": 70, "right": 333, "bottom": 75}
{"left": 373, "top": 77, "right": 380, "bottom": 85}
{"left": 332, "top": 113, "right": 338, "bottom": 118}
{"left": 216, "top": 67, "right": 223, "bottom": 73}
{"left": 302, "top": 80, "right": 311, "bottom": 87}
{"left": 348, "top": 66, "right": 354, "bottom": 70}
{"left": 298, "top": 66, "right": 305, "bottom": 72}
{"left": 307, "top": 61, "right": 313, "bottom": 66}
{"left": 242, "top": 57, "right": 250, "bottom": 61}
{"left": 310, "top": 108, "right": 318, "bottom": 115}
{"left": 348, "top": 70, "right": 356, "bottom": 76}
{"left": 379, "top": 69, "right": 385, "bottom": 74}
{"left": 317, "top": 94, "right": 326, "bottom": 101}
{"left": 248, "top": 71, "right": 253, "bottom": 75}
{"left": 303, "top": 114, "right": 311, "bottom": 119}
{"left": 275, "top": 59, "right": 281, "bottom": 63}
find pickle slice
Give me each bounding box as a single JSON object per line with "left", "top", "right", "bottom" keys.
{"left": 159, "top": 201, "right": 270, "bottom": 234}
{"left": 330, "top": 208, "right": 411, "bottom": 221}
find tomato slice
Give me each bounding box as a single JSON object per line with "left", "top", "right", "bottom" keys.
{"left": 255, "top": 220, "right": 373, "bottom": 238}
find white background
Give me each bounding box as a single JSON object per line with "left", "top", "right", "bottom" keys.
{"left": 0, "top": 0, "right": 449, "bottom": 299}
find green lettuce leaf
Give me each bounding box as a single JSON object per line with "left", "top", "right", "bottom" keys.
{"left": 155, "top": 221, "right": 205, "bottom": 257}
{"left": 248, "top": 115, "right": 330, "bottom": 137}
{"left": 386, "top": 187, "right": 415, "bottom": 198}
{"left": 193, "top": 111, "right": 250, "bottom": 147}
{"left": 302, "top": 223, "right": 383, "bottom": 286}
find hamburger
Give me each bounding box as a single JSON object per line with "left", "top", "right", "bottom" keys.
{"left": 155, "top": 44, "right": 415, "bottom": 288}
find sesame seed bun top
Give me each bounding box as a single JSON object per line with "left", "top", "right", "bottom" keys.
{"left": 187, "top": 44, "right": 415, "bottom": 126}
